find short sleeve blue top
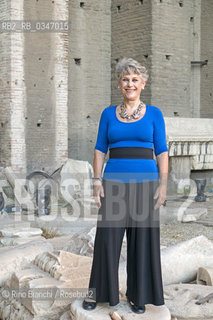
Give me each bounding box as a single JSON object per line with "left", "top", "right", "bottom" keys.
{"left": 94, "top": 105, "right": 168, "bottom": 183}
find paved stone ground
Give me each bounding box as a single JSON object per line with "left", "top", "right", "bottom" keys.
{"left": 160, "top": 191, "right": 213, "bottom": 247}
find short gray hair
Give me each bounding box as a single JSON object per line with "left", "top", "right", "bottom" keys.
{"left": 115, "top": 57, "right": 149, "bottom": 82}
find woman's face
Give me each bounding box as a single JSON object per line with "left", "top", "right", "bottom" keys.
{"left": 118, "top": 71, "right": 146, "bottom": 101}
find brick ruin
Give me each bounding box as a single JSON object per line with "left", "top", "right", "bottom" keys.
{"left": 0, "top": 0, "right": 213, "bottom": 173}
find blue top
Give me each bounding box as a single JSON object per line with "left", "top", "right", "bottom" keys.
{"left": 94, "top": 104, "right": 168, "bottom": 183}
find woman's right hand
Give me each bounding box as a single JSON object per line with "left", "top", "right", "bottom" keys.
{"left": 93, "top": 180, "right": 104, "bottom": 208}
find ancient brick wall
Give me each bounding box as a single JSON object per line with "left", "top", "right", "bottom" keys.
{"left": 0, "top": 0, "right": 12, "bottom": 168}
{"left": 0, "top": 0, "right": 69, "bottom": 173}
{"left": 111, "top": 0, "right": 213, "bottom": 119}
{"left": 151, "top": 0, "right": 196, "bottom": 117}
{"left": 1, "top": 0, "right": 213, "bottom": 172}
{"left": 0, "top": 0, "right": 110, "bottom": 170}
{"left": 200, "top": 0, "right": 213, "bottom": 118}
{"left": 68, "top": 0, "right": 111, "bottom": 164}
{"left": 111, "top": 0, "right": 152, "bottom": 106}
{"left": 0, "top": 0, "right": 26, "bottom": 172}
{"left": 24, "top": 0, "right": 68, "bottom": 173}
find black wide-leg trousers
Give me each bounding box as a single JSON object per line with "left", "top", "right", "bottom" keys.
{"left": 88, "top": 179, "right": 165, "bottom": 307}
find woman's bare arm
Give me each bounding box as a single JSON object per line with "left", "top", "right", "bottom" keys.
{"left": 156, "top": 151, "right": 168, "bottom": 187}
{"left": 93, "top": 149, "right": 106, "bottom": 208}
{"left": 154, "top": 151, "right": 169, "bottom": 209}
{"left": 93, "top": 149, "right": 106, "bottom": 178}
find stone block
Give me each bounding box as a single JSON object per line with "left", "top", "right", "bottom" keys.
{"left": 0, "top": 216, "right": 31, "bottom": 229}
{"left": 164, "top": 283, "right": 213, "bottom": 319}
{"left": 179, "top": 207, "right": 208, "bottom": 223}
{"left": 64, "top": 226, "right": 127, "bottom": 263}
{"left": 0, "top": 227, "right": 42, "bottom": 238}
{"left": 60, "top": 311, "right": 72, "bottom": 320}
{"left": 70, "top": 299, "right": 171, "bottom": 320}
{"left": 0, "top": 294, "right": 33, "bottom": 320}
{"left": 10, "top": 265, "right": 51, "bottom": 289}
{"left": 0, "top": 235, "right": 44, "bottom": 247}
{"left": 33, "top": 250, "right": 92, "bottom": 287}
{"left": 63, "top": 227, "right": 96, "bottom": 257}
{"left": 161, "top": 235, "right": 213, "bottom": 285}
{"left": 0, "top": 250, "right": 94, "bottom": 318}
{"left": 160, "top": 207, "right": 207, "bottom": 225}
{"left": 0, "top": 239, "right": 53, "bottom": 286}
{"left": 197, "top": 267, "right": 213, "bottom": 286}
{"left": 60, "top": 159, "right": 93, "bottom": 202}
{"left": 3, "top": 167, "right": 33, "bottom": 207}
{"left": 21, "top": 277, "right": 65, "bottom": 316}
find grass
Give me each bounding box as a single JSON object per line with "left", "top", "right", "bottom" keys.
{"left": 41, "top": 227, "right": 61, "bottom": 239}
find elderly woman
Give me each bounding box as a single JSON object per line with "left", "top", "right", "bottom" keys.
{"left": 83, "top": 57, "right": 168, "bottom": 314}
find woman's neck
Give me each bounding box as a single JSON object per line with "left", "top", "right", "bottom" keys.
{"left": 123, "top": 99, "right": 141, "bottom": 110}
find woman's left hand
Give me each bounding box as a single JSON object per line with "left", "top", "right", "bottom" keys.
{"left": 153, "top": 184, "right": 167, "bottom": 210}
